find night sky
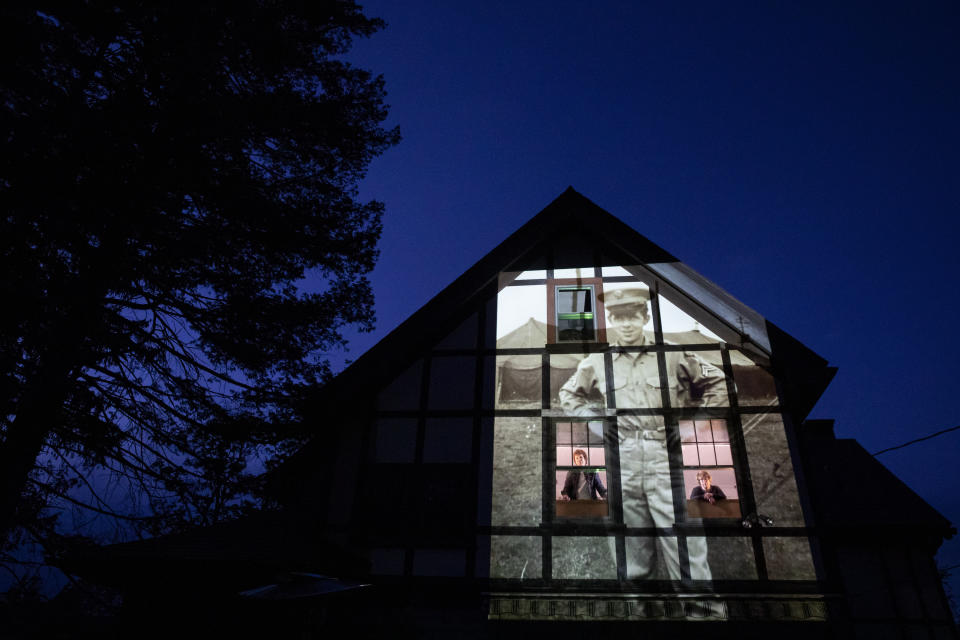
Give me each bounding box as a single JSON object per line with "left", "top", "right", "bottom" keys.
{"left": 335, "top": 1, "right": 960, "bottom": 601}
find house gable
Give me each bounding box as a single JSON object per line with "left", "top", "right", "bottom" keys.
{"left": 66, "top": 189, "right": 955, "bottom": 638}
{"left": 270, "top": 189, "right": 848, "bottom": 603}
{"left": 288, "top": 188, "right": 830, "bottom": 431}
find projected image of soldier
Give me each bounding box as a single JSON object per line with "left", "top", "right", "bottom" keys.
{"left": 559, "top": 287, "right": 725, "bottom": 580}
{"left": 560, "top": 448, "right": 607, "bottom": 501}
{"left": 690, "top": 470, "right": 727, "bottom": 504}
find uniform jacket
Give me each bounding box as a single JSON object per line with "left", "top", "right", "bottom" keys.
{"left": 558, "top": 339, "right": 726, "bottom": 428}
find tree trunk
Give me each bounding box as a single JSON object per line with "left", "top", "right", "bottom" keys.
{"left": 0, "top": 345, "right": 81, "bottom": 544}
{"left": 0, "top": 406, "right": 56, "bottom": 542}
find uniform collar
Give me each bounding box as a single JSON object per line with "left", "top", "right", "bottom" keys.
{"left": 611, "top": 335, "right": 649, "bottom": 359}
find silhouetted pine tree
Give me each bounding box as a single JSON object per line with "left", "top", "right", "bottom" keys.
{"left": 0, "top": 1, "right": 399, "bottom": 552}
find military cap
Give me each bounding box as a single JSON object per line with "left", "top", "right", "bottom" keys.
{"left": 600, "top": 287, "right": 650, "bottom": 310}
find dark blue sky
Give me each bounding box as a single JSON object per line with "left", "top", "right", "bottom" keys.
{"left": 335, "top": 1, "right": 960, "bottom": 599}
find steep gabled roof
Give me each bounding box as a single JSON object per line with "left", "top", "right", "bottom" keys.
{"left": 297, "top": 187, "right": 673, "bottom": 413}
{"left": 278, "top": 188, "right": 835, "bottom": 485}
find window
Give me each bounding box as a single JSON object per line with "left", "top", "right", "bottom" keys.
{"left": 546, "top": 276, "right": 606, "bottom": 344}
{"left": 556, "top": 285, "right": 596, "bottom": 341}
{"left": 680, "top": 418, "right": 741, "bottom": 518}
{"left": 555, "top": 421, "right": 608, "bottom": 519}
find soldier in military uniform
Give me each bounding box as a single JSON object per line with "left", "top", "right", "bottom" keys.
{"left": 559, "top": 286, "right": 726, "bottom": 580}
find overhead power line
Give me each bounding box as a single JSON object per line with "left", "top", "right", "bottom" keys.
{"left": 872, "top": 424, "right": 960, "bottom": 456}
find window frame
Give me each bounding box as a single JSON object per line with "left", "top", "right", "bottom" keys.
{"left": 546, "top": 277, "right": 606, "bottom": 344}
{"left": 548, "top": 418, "right": 618, "bottom": 523}
{"left": 679, "top": 417, "right": 743, "bottom": 520}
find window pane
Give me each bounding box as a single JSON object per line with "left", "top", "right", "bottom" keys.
{"left": 423, "top": 418, "right": 472, "bottom": 463}
{"left": 687, "top": 536, "right": 712, "bottom": 581}
{"left": 731, "top": 359, "right": 780, "bottom": 407}
{"left": 763, "top": 537, "right": 817, "bottom": 580}
{"left": 492, "top": 417, "right": 541, "bottom": 526}
{"left": 689, "top": 352, "right": 729, "bottom": 407}
{"left": 587, "top": 421, "right": 604, "bottom": 445}
{"left": 679, "top": 420, "right": 696, "bottom": 442}
{"left": 554, "top": 267, "right": 594, "bottom": 279}
{"left": 709, "top": 467, "right": 738, "bottom": 498}
{"left": 557, "top": 446, "right": 572, "bottom": 466}
{"left": 601, "top": 266, "right": 632, "bottom": 277}
{"left": 711, "top": 419, "right": 729, "bottom": 442}
{"left": 557, "top": 316, "right": 595, "bottom": 341}
{"left": 587, "top": 445, "right": 605, "bottom": 466}
{"left": 428, "top": 357, "right": 476, "bottom": 410}
{"left": 700, "top": 536, "right": 757, "bottom": 580}
{"left": 435, "top": 312, "right": 478, "bottom": 349}
{"left": 553, "top": 536, "right": 616, "bottom": 578}
{"left": 549, "top": 352, "right": 590, "bottom": 409}
{"left": 557, "top": 287, "right": 593, "bottom": 313}
{"left": 556, "top": 464, "right": 610, "bottom": 517}
{"left": 695, "top": 420, "right": 713, "bottom": 443}
{"left": 515, "top": 269, "right": 546, "bottom": 280}
{"left": 490, "top": 536, "right": 542, "bottom": 579}
{"left": 742, "top": 413, "right": 805, "bottom": 526}
{"left": 496, "top": 285, "right": 547, "bottom": 345}
{"left": 557, "top": 468, "right": 607, "bottom": 500}
{"left": 496, "top": 354, "right": 541, "bottom": 409}
{"left": 657, "top": 294, "right": 725, "bottom": 342}
{"left": 376, "top": 360, "right": 423, "bottom": 411}
{"left": 683, "top": 467, "right": 739, "bottom": 502}
{"left": 715, "top": 443, "right": 733, "bottom": 466}
{"left": 682, "top": 444, "right": 699, "bottom": 466}
{"left": 698, "top": 443, "right": 716, "bottom": 465}
{"left": 556, "top": 422, "right": 572, "bottom": 444}
{"left": 625, "top": 536, "right": 677, "bottom": 580}
{"left": 684, "top": 468, "right": 741, "bottom": 519}
{"left": 375, "top": 419, "right": 418, "bottom": 463}
{"left": 571, "top": 422, "right": 589, "bottom": 444}
{"left": 555, "top": 470, "right": 567, "bottom": 499}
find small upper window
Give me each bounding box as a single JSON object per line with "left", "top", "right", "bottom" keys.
{"left": 555, "top": 285, "right": 595, "bottom": 342}
{"left": 546, "top": 274, "right": 604, "bottom": 344}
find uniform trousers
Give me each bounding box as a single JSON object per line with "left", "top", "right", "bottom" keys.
{"left": 613, "top": 429, "right": 711, "bottom": 580}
